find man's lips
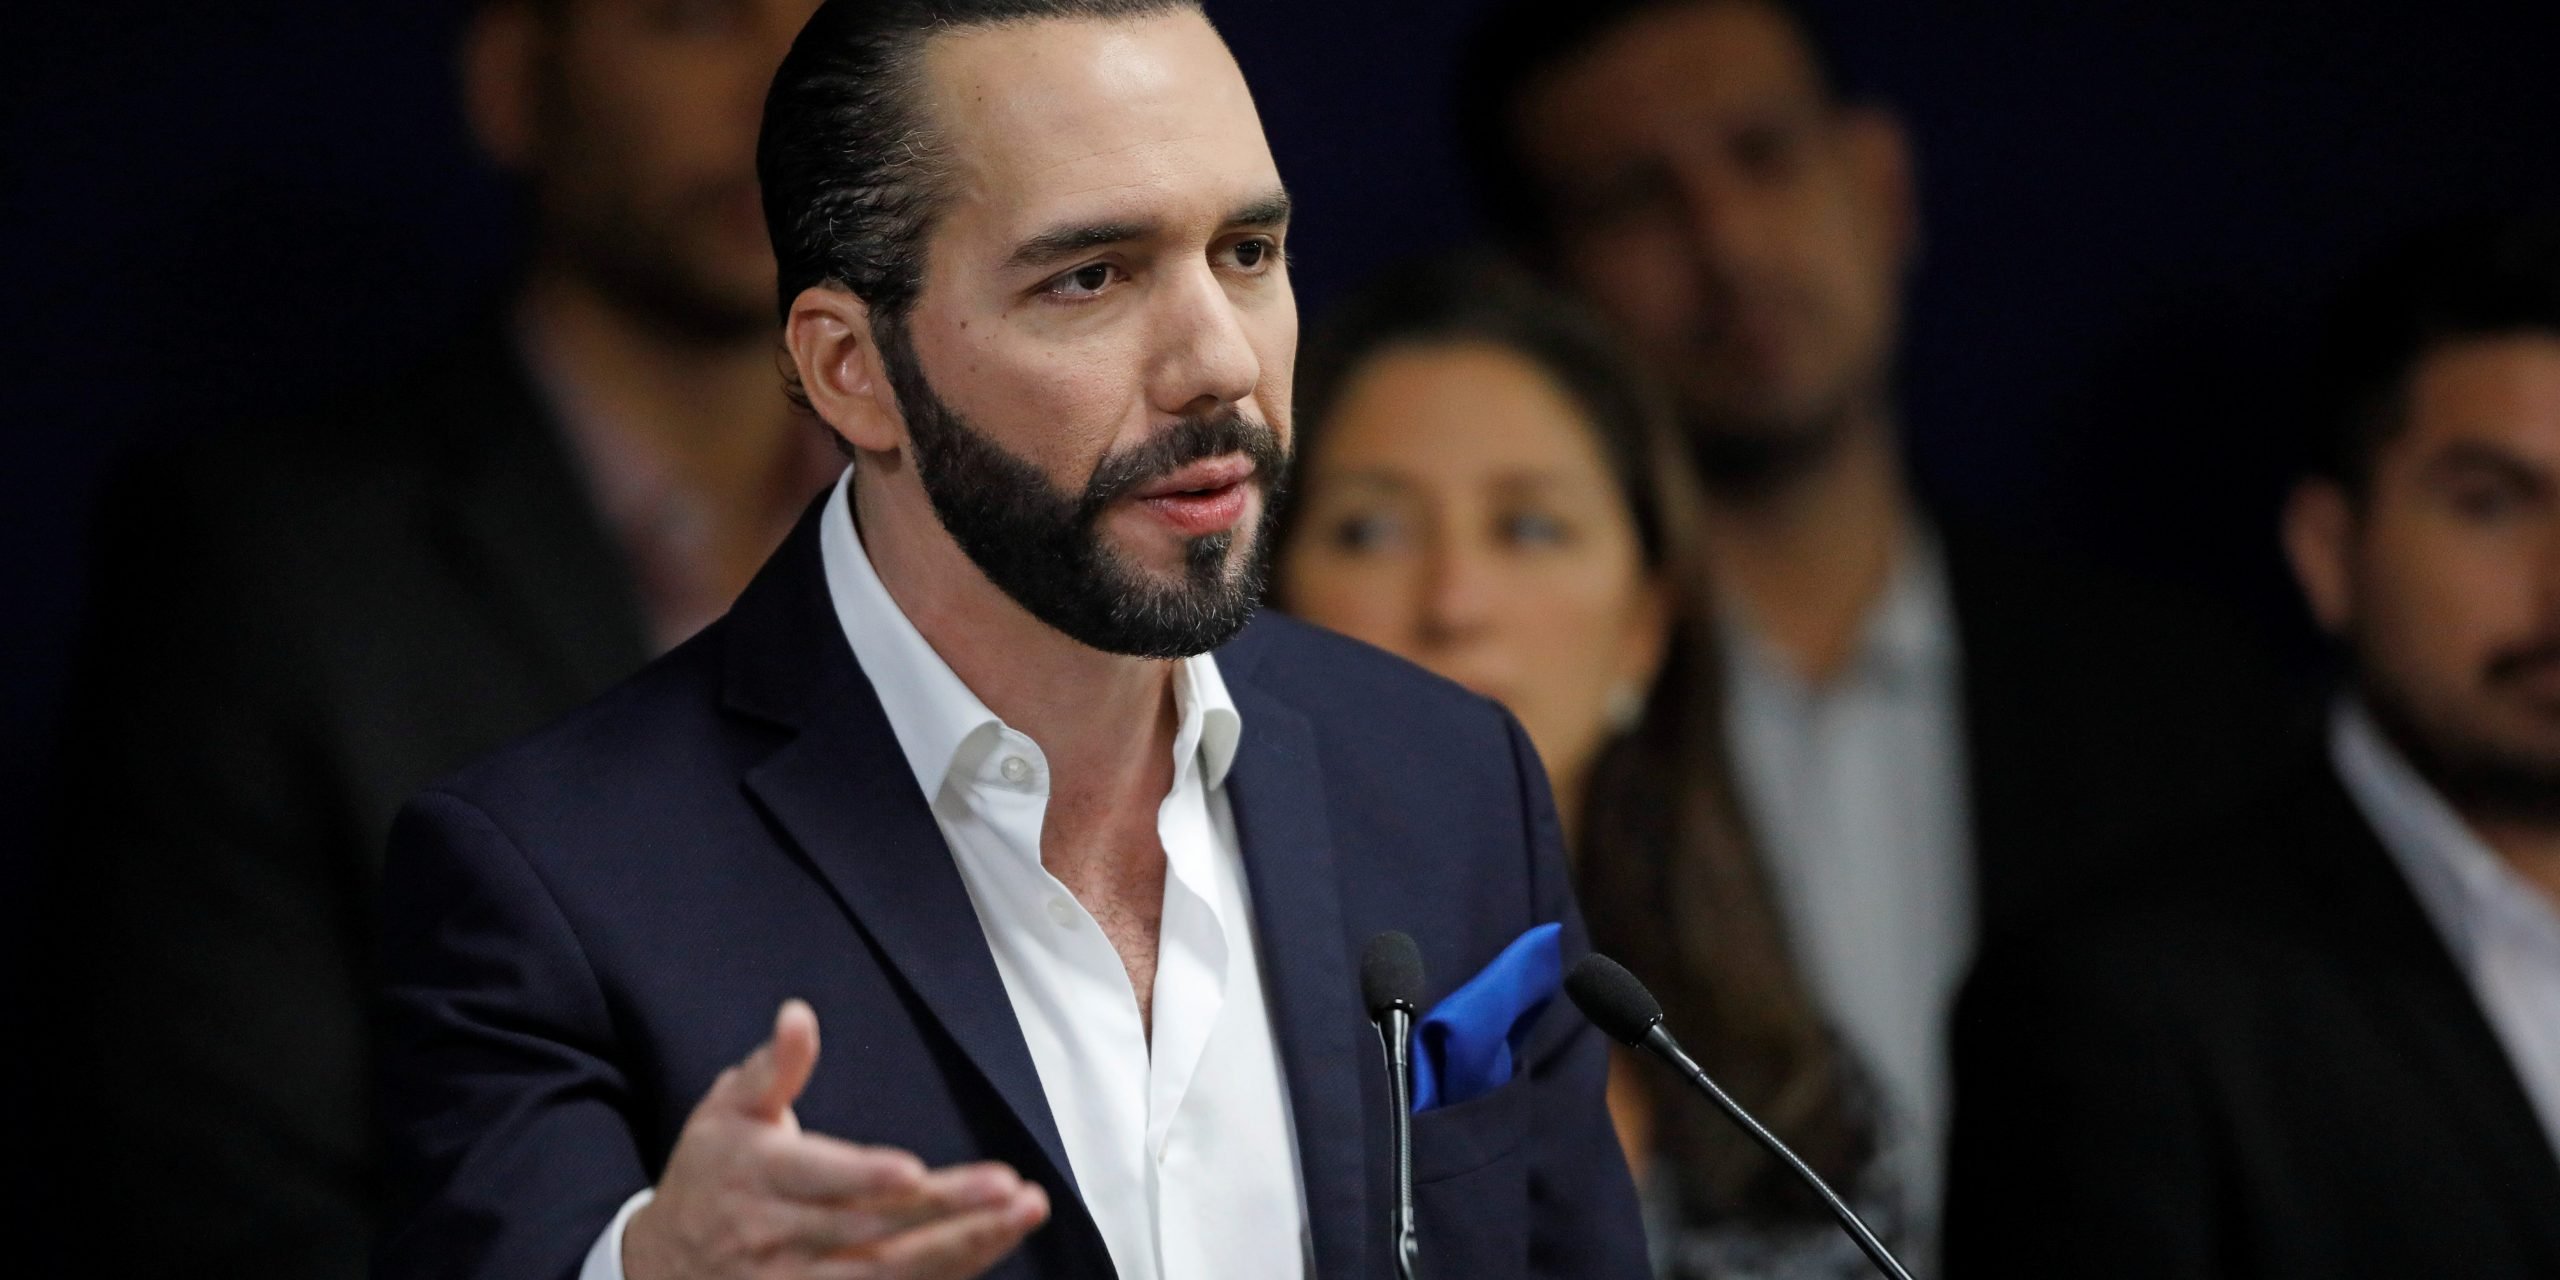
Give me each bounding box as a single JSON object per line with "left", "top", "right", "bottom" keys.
{"left": 1134, "top": 456, "right": 1256, "bottom": 499}
{"left": 1129, "top": 456, "right": 1258, "bottom": 537}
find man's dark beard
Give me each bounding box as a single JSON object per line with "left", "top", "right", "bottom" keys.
{"left": 2358, "top": 635, "right": 2560, "bottom": 826}
{"left": 878, "top": 321, "right": 1289, "bottom": 659}
{"left": 1678, "top": 374, "right": 1865, "bottom": 500}
{"left": 1684, "top": 413, "right": 1849, "bottom": 498}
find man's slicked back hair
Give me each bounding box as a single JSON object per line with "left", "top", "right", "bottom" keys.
{"left": 757, "top": 0, "right": 1202, "bottom": 327}
{"left": 1455, "top": 0, "right": 1853, "bottom": 256}
{"left": 2306, "top": 213, "right": 2560, "bottom": 495}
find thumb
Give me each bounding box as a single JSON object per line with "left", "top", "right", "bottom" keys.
{"left": 728, "top": 998, "right": 821, "bottom": 1122}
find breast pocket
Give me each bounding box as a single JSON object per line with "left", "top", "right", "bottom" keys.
{"left": 1410, "top": 1075, "right": 1532, "bottom": 1275}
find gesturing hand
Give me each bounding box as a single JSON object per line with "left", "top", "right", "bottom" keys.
{"left": 624, "top": 1000, "right": 1050, "bottom": 1280}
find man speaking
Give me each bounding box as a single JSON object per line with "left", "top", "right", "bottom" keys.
{"left": 374, "top": 2, "right": 1647, "bottom": 1277}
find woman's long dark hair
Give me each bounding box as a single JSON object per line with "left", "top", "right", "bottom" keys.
{"left": 1284, "top": 256, "right": 1872, "bottom": 1226}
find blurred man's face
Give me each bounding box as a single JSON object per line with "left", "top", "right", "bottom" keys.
{"left": 1513, "top": 0, "right": 1912, "bottom": 483}
{"left": 479, "top": 0, "right": 822, "bottom": 341}
{"left": 882, "top": 11, "right": 1298, "bottom": 657}
{"left": 2291, "top": 335, "right": 2560, "bottom": 820}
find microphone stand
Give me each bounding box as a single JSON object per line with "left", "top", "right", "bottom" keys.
{"left": 1375, "top": 1007, "right": 1421, "bottom": 1280}
{"left": 1637, "top": 1024, "right": 1914, "bottom": 1280}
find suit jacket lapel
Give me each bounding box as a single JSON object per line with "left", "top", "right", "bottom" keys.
{"left": 427, "top": 329, "right": 651, "bottom": 700}
{"left": 721, "top": 503, "right": 1095, "bottom": 1253}
{"left": 742, "top": 713, "right": 1086, "bottom": 1200}
{"left": 1220, "top": 648, "right": 1371, "bottom": 1280}
{"left": 2309, "top": 770, "right": 2560, "bottom": 1267}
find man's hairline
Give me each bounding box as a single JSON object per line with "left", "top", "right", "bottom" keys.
{"left": 858, "top": 5, "right": 1229, "bottom": 312}
{"left": 1495, "top": 0, "right": 1851, "bottom": 247}
{"left": 2331, "top": 328, "right": 2560, "bottom": 501}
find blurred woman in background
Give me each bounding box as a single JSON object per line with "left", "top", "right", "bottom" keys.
{"left": 1276, "top": 259, "right": 1908, "bottom": 1278}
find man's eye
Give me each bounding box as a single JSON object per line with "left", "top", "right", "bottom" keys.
{"left": 2449, "top": 481, "right": 2528, "bottom": 523}
{"left": 1228, "top": 238, "right": 1276, "bottom": 271}
{"left": 1500, "top": 511, "right": 1570, "bottom": 548}
{"left": 1330, "top": 512, "right": 1406, "bottom": 552}
{"left": 1565, "top": 165, "right": 1677, "bottom": 230}
{"left": 1048, "top": 263, "right": 1118, "bottom": 298}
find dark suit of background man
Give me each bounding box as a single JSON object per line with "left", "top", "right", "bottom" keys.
{"left": 1454, "top": 0, "right": 2279, "bottom": 1263}
{"left": 376, "top": 2, "right": 1648, "bottom": 1277}
{"left": 51, "top": 1, "right": 836, "bottom": 1273}
{"left": 1947, "top": 216, "right": 2560, "bottom": 1278}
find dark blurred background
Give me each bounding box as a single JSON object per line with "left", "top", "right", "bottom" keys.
{"left": 7, "top": 0, "right": 2560, "bottom": 1246}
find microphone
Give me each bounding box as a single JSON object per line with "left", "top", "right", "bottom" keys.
{"left": 1361, "top": 931, "right": 1425, "bottom": 1280}
{"left": 1567, "top": 954, "right": 1915, "bottom": 1280}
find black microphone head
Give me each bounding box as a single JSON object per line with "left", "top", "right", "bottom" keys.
{"left": 1361, "top": 931, "right": 1425, "bottom": 1018}
{"left": 1567, "top": 953, "right": 1665, "bottom": 1045}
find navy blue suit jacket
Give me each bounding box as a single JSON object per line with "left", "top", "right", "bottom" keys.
{"left": 375, "top": 498, "right": 1649, "bottom": 1279}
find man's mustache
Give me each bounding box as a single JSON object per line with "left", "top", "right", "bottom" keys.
{"left": 1080, "top": 411, "right": 1290, "bottom": 511}
{"left": 2486, "top": 638, "right": 2560, "bottom": 686}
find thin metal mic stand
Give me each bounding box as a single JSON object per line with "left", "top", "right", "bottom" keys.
{"left": 1376, "top": 1007, "right": 1421, "bottom": 1280}
{"left": 1638, "top": 1024, "right": 1914, "bottom": 1280}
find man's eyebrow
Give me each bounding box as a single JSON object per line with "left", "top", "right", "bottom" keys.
{"left": 1229, "top": 188, "right": 1293, "bottom": 230}
{"left": 1005, "top": 218, "right": 1158, "bottom": 271}
{"left": 1002, "top": 189, "right": 1292, "bottom": 272}
{"left": 2427, "top": 439, "right": 2553, "bottom": 493}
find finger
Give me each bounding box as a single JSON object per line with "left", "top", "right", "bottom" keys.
{"left": 767, "top": 1169, "right": 1024, "bottom": 1258}
{"left": 724, "top": 999, "right": 821, "bottom": 1121}
{"left": 761, "top": 1131, "right": 929, "bottom": 1204}
{"left": 843, "top": 1186, "right": 1049, "bottom": 1280}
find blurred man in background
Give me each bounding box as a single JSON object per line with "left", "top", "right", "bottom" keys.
{"left": 54, "top": 1, "right": 827, "bottom": 1272}
{"left": 1948, "top": 214, "right": 2560, "bottom": 1279}
{"left": 1459, "top": 0, "right": 2278, "bottom": 1263}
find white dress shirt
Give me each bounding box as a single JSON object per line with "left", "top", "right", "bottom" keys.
{"left": 2332, "top": 698, "right": 2560, "bottom": 1161}
{"left": 585, "top": 470, "right": 1307, "bottom": 1279}
{"left": 1718, "top": 530, "right": 1970, "bottom": 1266}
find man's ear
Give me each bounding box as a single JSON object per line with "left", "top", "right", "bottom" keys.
{"left": 462, "top": 1, "right": 544, "bottom": 171}
{"left": 2283, "top": 478, "right": 2358, "bottom": 637}
{"left": 786, "top": 285, "right": 905, "bottom": 456}
{"left": 1839, "top": 105, "right": 1920, "bottom": 272}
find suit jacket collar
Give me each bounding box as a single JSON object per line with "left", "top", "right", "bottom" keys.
{"left": 421, "top": 325, "right": 651, "bottom": 699}
{"left": 723, "top": 498, "right": 1370, "bottom": 1277}
{"left": 1217, "top": 648, "right": 1371, "bottom": 1280}
{"left": 2281, "top": 750, "right": 2560, "bottom": 1266}
{"left": 721, "top": 497, "right": 1094, "bottom": 1251}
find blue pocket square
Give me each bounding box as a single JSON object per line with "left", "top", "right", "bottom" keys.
{"left": 1410, "top": 922, "right": 1563, "bottom": 1113}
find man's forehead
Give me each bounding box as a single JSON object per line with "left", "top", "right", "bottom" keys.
{"left": 921, "top": 11, "right": 1279, "bottom": 235}
{"left": 1524, "top": 4, "right": 1825, "bottom": 163}
{"left": 2399, "top": 336, "right": 2560, "bottom": 466}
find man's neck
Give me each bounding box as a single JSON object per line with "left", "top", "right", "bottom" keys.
{"left": 851, "top": 467, "right": 1179, "bottom": 811}
{"left": 517, "top": 268, "right": 802, "bottom": 503}
{"left": 1696, "top": 409, "right": 1914, "bottom": 685}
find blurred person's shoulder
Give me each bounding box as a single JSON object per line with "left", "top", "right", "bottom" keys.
{"left": 71, "top": 319, "right": 642, "bottom": 830}
{"left": 79, "top": 318, "right": 636, "bottom": 687}
{"left": 1936, "top": 514, "right": 2299, "bottom": 905}
{"left": 1963, "top": 738, "right": 2379, "bottom": 1027}
{"left": 402, "top": 612, "right": 736, "bottom": 852}
{"left": 100, "top": 321, "right": 568, "bottom": 555}
{"left": 1935, "top": 515, "right": 2276, "bottom": 695}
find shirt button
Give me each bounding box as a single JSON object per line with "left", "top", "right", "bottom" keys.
{"left": 1000, "top": 756, "right": 1031, "bottom": 784}
{"left": 1046, "top": 895, "right": 1078, "bottom": 927}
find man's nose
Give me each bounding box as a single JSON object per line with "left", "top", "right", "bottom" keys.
{"left": 1418, "top": 536, "right": 1501, "bottom": 647}
{"left": 1675, "top": 163, "right": 1770, "bottom": 282}
{"left": 1152, "top": 261, "right": 1264, "bottom": 419}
